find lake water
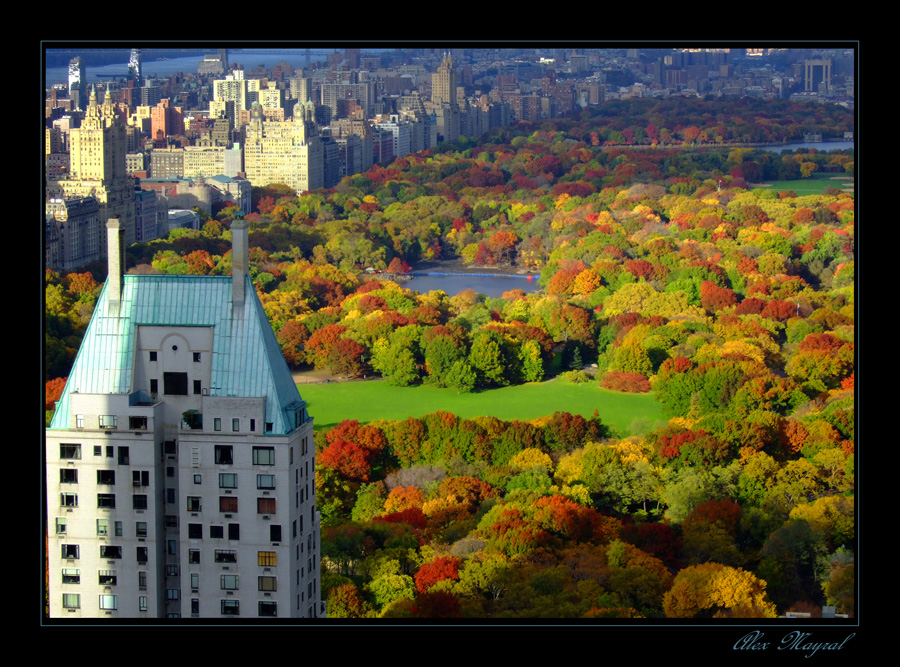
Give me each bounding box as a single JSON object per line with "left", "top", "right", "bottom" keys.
{"left": 404, "top": 272, "right": 542, "bottom": 299}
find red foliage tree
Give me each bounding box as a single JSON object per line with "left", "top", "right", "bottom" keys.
{"left": 414, "top": 556, "right": 462, "bottom": 593}
{"left": 318, "top": 439, "right": 377, "bottom": 482}
{"left": 600, "top": 371, "right": 651, "bottom": 393}
{"left": 683, "top": 499, "right": 742, "bottom": 535}
{"left": 372, "top": 507, "right": 428, "bottom": 530}
{"left": 46, "top": 377, "right": 67, "bottom": 409}
{"left": 700, "top": 280, "right": 738, "bottom": 313}
{"left": 409, "top": 590, "right": 462, "bottom": 618}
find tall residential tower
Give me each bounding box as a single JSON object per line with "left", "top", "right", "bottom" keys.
{"left": 46, "top": 220, "right": 324, "bottom": 619}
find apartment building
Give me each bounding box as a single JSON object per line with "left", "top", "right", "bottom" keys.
{"left": 45, "top": 219, "right": 324, "bottom": 619}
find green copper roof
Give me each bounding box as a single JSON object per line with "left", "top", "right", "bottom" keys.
{"left": 49, "top": 273, "right": 305, "bottom": 435}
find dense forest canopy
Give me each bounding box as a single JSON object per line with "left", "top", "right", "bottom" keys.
{"left": 45, "top": 97, "right": 855, "bottom": 619}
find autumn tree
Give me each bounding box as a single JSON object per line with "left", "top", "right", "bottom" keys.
{"left": 663, "top": 563, "right": 777, "bottom": 618}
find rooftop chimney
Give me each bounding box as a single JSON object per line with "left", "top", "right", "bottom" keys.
{"left": 231, "top": 218, "right": 249, "bottom": 305}
{"left": 106, "top": 218, "right": 124, "bottom": 305}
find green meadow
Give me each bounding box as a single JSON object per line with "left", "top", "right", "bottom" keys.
{"left": 298, "top": 378, "right": 669, "bottom": 437}
{"left": 757, "top": 173, "right": 853, "bottom": 195}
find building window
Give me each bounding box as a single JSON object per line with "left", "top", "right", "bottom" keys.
{"left": 60, "top": 443, "right": 81, "bottom": 460}
{"left": 165, "top": 515, "right": 178, "bottom": 528}
{"left": 214, "top": 418, "right": 221, "bottom": 432}
{"left": 100, "top": 545, "right": 122, "bottom": 559}
{"left": 118, "top": 447, "right": 130, "bottom": 465}
{"left": 191, "top": 598, "right": 200, "bottom": 614}
{"left": 258, "top": 576, "right": 277, "bottom": 592}
{"left": 219, "top": 473, "right": 237, "bottom": 489}
{"left": 98, "top": 570, "right": 117, "bottom": 586}
{"left": 187, "top": 496, "right": 202, "bottom": 512}
{"left": 99, "top": 415, "right": 117, "bottom": 429}
{"left": 190, "top": 573, "right": 199, "bottom": 590}
{"left": 270, "top": 525, "right": 282, "bottom": 542}
{"left": 139, "top": 596, "right": 148, "bottom": 612}
{"left": 129, "top": 416, "right": 148, "bottom": 430}
{"left": 232, "top": 418, "right": 240, "bottom": 432}
{"left": 99, "top": 595, "right": 117, "bottom": 610}
{"left": 257, "top": 498, "right": 276, "bottom": 515}
{"left": 76, "top": 415, "right": 85, "bottom": 428}
{"left": 61, "top": 544, "right": 80, "bottom": 560}
{"left": 250, "top": 419, "right": 256, "bottom": 432}
{"left": 188, "top": 549, "right": 200, "bottom": 564}
{"left": 136, "top": 522, "right": 148, "bottom": 538}
{"left": 115, "top": 521, "right": 123, "bottom": 536}
{"left": 149, "top": 351, "right": 157, "bottom": 362}
{"left": 188, "top": 523, "right": 203, "bottom": 539}
{"left": 194, "top": 474, "right": 202, "bottom": 484}
{"left": 252, "top": 446, "right": 275, "bottom": 466}
{"left": 94, "top": 445, "right": 102, "bottom": 456}
{"left": 133, "top": 470, "right": 150, "bottom": 487}
{"left": 60, "top": 493, "right": 78, "bottom": 508}
{"left": 220, "top": 574, "right": 239, "bottom": 590}
{"left": 214, "top": 445, "right": 233, "bottom": 464}
{"left": 228, "top": 523, "right": 240, "bottom": 540}
{"left": 193, "top": 352, "right": 201, "bottom": 362}
{"left": 97, "top": 470, "right": 115, "bottom": 485}
{"left": 258, "top": 601, "right": 277, "bottom": 617}
{"left": 257, "top": 474, "right": 276, "bottom": 490}
{"left": 258, "top": 551, "right": 277, "bottom": 567}
{"left": 55, "top": 518, "right": 67, "bottom": 535}
{"left": 193, "top": 380, "right": 202, "bottom": 395}
{"left": 214, "top": 550, "right": 236, "bottom": 563}
{"left": 61, "top": 569, "right": 80, "bottom": 585}
{"left": 133, "top": 495, "right": 148, "bottom": 511}
{"left": 166, "top": 488, "right": 176, "bottom": 504}
{"left": 166, "top": 589, "right": 179, "bottom": 601}
{"left": 210, "top": 525, "right": 224, "bottom": 539}
{"left": 221, "top": 599, "right": 240, "bottom": 616}
{"left": 137, "top": 547, "right": 149, "bottom": 563}
{"left": 59, "top": 468, "right": 78, "bottom": 484}
{"left": 97, "top": 493, "right": 116, "bottom": 509}
{"left": 96, "top": 519, "right": 108, "bottom": 536}
{"left": 62, "top": 594, "right": 81, "bottom": 609}
{"left": 150, "top": 379, "right": 158, "bottom": 394}
{"left": 167, "top": 466, "right": 175, "bottom": 477}
{"left": 141, "top": 571, "right": 151, "bottom": 587}
{"left": 219, "top": 496, "right": 238, "bottom": 513}
{"left": 163, "top": 372, "right": 188, "bottom": 395}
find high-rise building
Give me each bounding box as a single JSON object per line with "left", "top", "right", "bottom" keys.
{"left": 45, "top": 219, "right": 324, "bottom": 619}
{"left": 430, "top": 53, "right": 461, "bottom": 144}
{"left": 128, "top": 49, "right": 143, "bottom": 86}
{"left": 243, "top": 101, "right": 324, "bottom": 194}
{"left": 48, "top": 85, "right": 136, "bottom": 247}
{"left": 68, "top": 57, "right": 86, "bottom": 111}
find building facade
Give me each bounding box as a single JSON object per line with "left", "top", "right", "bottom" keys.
{"left": 46, "top": 220, "right": 324, "bottom": 619}
{"left": 48, "top": 85, "right": 137, "bottom": 247}
{"left": 243, "top": 102, "right": 324, "bottom": 194}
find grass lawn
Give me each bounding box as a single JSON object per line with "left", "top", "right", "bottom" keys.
{"left": 298, "top": 378, "right": 669, "bottom": 436}
{"left": 755, "top": 173, "right": 853, "bottom": 196}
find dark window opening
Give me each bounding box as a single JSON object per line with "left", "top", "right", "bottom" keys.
{"left": 163, "top": 372, "right": 188, "bottom": 396}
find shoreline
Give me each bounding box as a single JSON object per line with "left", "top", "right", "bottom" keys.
{"left": 409, "top": 257, "right": 539, "bottom": 277}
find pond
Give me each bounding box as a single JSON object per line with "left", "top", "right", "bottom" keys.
{"left": 403, "top": 271, "right": 542, "bottom": 299}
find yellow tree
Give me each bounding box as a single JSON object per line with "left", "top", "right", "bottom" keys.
{"left": 663, "top": 563, "right": 778, "bottom": 618}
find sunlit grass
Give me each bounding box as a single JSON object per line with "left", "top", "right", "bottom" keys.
{"left": 298, "top": 378, "right": 668, "bottom": 436}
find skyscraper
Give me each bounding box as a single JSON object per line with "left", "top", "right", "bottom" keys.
{"left": 430, "top": 52, "right": 461, "bottom": 144}
{"left": 46, "top": 219, "right": 324, "bottom": 619}
{"left": 48, "top": 85, "right": 137, "bottom": 247}
{"left": 68, "top": 57, "right": 86, "bottom": 111}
